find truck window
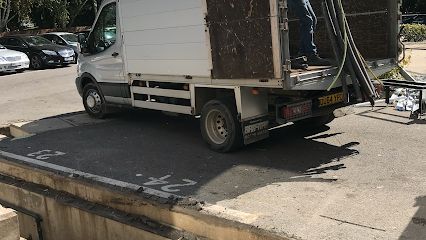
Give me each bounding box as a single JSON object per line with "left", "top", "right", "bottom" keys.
{"left": 88, "top": 3, "right": 117, "bottom": 54}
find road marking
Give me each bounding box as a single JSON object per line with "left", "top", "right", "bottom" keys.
{"left": 143, "top": 175, "right": 198, "bottom": 193}
{"left": 27, "top": 149, "right": 66, "bottom": 160}
{"left": 161, "top": 179, "right": 197, "bottom": 193}
{"left": 144, "top": 175, "right": 172, "bottom": 186}
{"left": 0, "top": 150, "right": 183, "bottom": 200}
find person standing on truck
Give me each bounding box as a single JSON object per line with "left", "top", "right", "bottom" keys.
{"left": 288, "top": 0, "right": 330, "bottom": 66}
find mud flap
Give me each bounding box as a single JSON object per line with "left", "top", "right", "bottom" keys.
{"left": 242, "top": 116, "right": 269, "bottom": 145}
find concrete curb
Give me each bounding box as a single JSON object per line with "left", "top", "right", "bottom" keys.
{"left": 2, "top": 113, "right": 109, "bottom": 139}
{"left": 0, "top": 206, "right": 19, "bottom": 240}
{"left": 0, "top": 154, "right": 291, "bottom": 240}
{"left": 8, "top": 125, "right": 34, "bottom": 139}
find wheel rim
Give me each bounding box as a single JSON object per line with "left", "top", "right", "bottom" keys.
{"left": 205, "top": 109, "right": 228, "bottom": 145}
{"left": 86, "top": 89, "right": 102, "bottom": 113}
{"left": 31, "top": 56, "right": 41, "bottom": 69}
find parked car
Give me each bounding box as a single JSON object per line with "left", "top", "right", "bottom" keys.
{"left": 0, "top": 44, "right": 30, "bottom": 73}
{"left": 41, "top": 32, "right": 81, "bottom": 60}
{"left": 412, "top": 15, "right": 426, "bottom": 24}
{"left": 0, "top": 35, "right": 75, "bottom": 70}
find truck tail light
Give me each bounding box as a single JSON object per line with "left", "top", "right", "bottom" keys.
{"left": 281, "top": 100, "right": 312, "bottom": 122}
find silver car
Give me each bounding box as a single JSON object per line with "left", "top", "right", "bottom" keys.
{"left": 0, "top": 44, "right": 30, "bottom": 73}
{"left": 41, "top": 32, "right": 81, "bottom": 62}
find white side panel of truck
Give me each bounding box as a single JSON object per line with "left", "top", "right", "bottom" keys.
{"left": 120, "top": 0, "right": 211, "bottom": 77}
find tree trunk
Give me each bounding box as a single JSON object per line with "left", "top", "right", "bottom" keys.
{"left": 68, "top": 0, "right": 90, "bottom": 27}
{"left": 0, "top": 0, "right": 11, "bottom": 32}
{"left": 92, "top": 0, "right": 98, "bottom": 16}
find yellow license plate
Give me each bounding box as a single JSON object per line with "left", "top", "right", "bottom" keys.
{"left": 319, "top": 92, "right": 344, "bottom": 107}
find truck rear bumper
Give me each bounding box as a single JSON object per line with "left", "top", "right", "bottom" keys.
{"left": 275, "top": 90, "right": 357, "bottom": 125}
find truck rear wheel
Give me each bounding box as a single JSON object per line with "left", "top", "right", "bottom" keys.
{"left": 200, "top": 100, "right": 243, "bottom": 152}
{"left": 294, "top": 113, "right": 335, "bottom": 127}
{"left": 82, "top": 83, "right": 107, "bottom": 119}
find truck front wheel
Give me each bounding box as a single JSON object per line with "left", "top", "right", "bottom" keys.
{"left": 200, "top": 100, "right": 243, "bottom": 152}
{"left": 82, "top": 83, "right": 107, "bottom": 119}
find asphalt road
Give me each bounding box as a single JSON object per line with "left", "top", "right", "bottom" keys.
{"left": 0, "top": 65, "right": 83, "bottom": 127}
{"left": 0, "top": 104, "right": 425, "bottom": 240}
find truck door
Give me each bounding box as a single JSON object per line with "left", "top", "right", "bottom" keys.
{"left": 83, "top": 2, "right": 128, "bottom": 104}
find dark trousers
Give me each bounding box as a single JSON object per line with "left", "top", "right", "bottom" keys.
{"left": 288, "top": 0, "right": 318, "bottom": 55}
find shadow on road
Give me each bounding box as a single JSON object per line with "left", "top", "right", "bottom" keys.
{"left": 356, "top": 106, "right": 426, "bottom": 125}
{"left": 0, "top": 109, "right": 359, "bottom": 202}
{"left": 399, "top": 196, "right": 426, "bottom": 240}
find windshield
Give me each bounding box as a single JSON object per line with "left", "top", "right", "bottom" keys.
{"left": 22, "top": 36, "right": 53, "bottom": 46}
{"left": 61, "top": 34, "right": 78, "bottom": 43}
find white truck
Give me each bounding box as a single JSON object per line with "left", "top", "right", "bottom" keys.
{"left": 76, "top": 0, "right": 401, "bottom": 152}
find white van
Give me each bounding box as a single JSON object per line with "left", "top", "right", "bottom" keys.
{"left": 76, "top": 0, "right": 401, "bottom": 152}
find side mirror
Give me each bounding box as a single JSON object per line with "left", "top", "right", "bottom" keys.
{"left": 78, "top": 35, "right": 89, "bottom": 54}
{"left": 80, "top": 42, "right": 89, "bottom": 54}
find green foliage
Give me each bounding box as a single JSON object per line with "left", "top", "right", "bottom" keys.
{"left": 3, "top": 0, "right": 96, "bottom": 31}
{"left": 32, "top": 0, "right": 69, "bottom": 28}
{"left": 379, "top": 55, "right": 411, "bottom": 80}
{"left": 402, "top": 24, "right": 426, "bottom": 42}
{"left": 402, "top": 0, "right": 426, "bottom": 13}
{"left": 11, "top": 0, "right": 36, "bottom": 21}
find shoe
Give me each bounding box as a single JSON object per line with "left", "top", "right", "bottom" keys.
{"left": 306, "top": 54, "right": 331, "bottom": 66}
{"left": 291, "top": 62, "right": 309, "bottom": 70}
{"left": 291, "top": 56, "right": 308, "bottom": 70}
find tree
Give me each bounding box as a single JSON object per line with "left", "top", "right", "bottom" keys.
{"left": 68, "top": 0, "right": 90, "bottom": 27}
{"left": 0, "top": 0, "right": 11, "bottom": 31}
{"left": 402, "top": 0, "right": 426, "bottom": 13}
{"left": 67, "top": 0, "right": 101, "bottom": 27}
{"left": 1, "top": 0, "right": 101, "bottom": 31}
{"left": 0, "top": 0, "right": 38, "bottom": 31}
{"left": 32, "top": 0, "right": 69, "bottom": 28}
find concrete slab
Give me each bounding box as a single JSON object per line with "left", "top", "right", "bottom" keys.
{"left": 405, "top": 41, "right": 426, "bottom": 77}
{"left": 6, "top": 113, "right": 109, "bottom": 139}
{"left": 9, "top": 125, "right": 34, "bottom": 139}
{"left": 13, "top": 118, "right": 73, "bottom": 135}
{"left": 0, "top": 65, "right": 83, "bottom": 127}
{"left": 0, "top": 205, "right": 20, "bottom": 240}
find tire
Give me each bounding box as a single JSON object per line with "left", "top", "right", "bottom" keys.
{"left": 30, "top": 55, "right": 43, "bottom": 70}
{"left": 200, "top": 99, "right": 243, "bottom": 152}
{"left": 82, "top": 83, "right": 107, "bottom": 119}
{"left": 15, "top": 69, "right": 25, "bottom": 73}
{"left": 294, "top": 113, "right": 335, "bottom": 127}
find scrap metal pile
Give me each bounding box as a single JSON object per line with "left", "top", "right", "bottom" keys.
{"left": 390, "top": 88, "right": 424, "bottom": 112}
